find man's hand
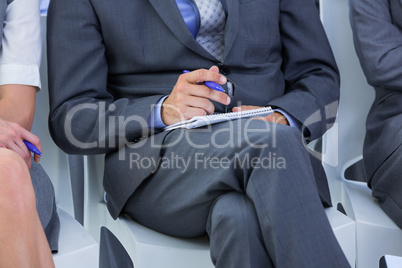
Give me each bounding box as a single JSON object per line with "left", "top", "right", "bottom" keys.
{"left": 0, "top": 119, "right": 42, "bottom": 169}
{"left": 161, "top": 66, "right": 231, "bottom": 126}
{"left": 232, "top": 105, "right": 290, "bottom": 126}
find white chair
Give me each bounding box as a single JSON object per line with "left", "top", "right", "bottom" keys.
{"left": 342, "top": 165, "right": 402, "bottom": 268}
{"left": 380, "top": 255, "right": 402, "bottom": 268}
{"left": 82, "top": 154, "right": 214, "bottom": 268}
{"left": 82, "top": 153, "right": 355, "bottom": 268}
{"left": 30, "top": 15, "right": 99, "bottom": 267}
{"left": 53, "top": 209, "right": 99, "bottom": 268}
{"left": 320, "top": 1, "right": 402, "bottom": 267}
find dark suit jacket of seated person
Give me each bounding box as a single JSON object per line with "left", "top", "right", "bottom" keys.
{"left": 47, "top": 0, "right": 349, "bottom": 267}
{"left": 350, "top": 0, "right": 402, "bottom": 229}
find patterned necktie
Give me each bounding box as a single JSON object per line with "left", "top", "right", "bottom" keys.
{"left": 193, "top": 0, "right": 226, "bottom": 62}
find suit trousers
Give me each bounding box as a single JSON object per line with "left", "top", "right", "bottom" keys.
{"left": 122, "top": 119, "right": 349, "bottom": 268}
{"left": 368, "top": 144, "right": 402, "bottom": 229}
{"left": 30, "top": 160, "right": 60, "bottom": 252}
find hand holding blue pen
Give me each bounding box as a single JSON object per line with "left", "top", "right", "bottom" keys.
{"left": 23, "top": 140, "right": 42, "bottom": 156}
{"left": 183, "top": 70, "right": 225, "bottom": 92}
{"left": 161, "top": 68, "right": 230, "bottom": 126}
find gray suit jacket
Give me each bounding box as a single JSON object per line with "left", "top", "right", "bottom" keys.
{"left": 47, "top": 0, "right": 340, "bottom": 218}
{"left": 350, "top": 0, "right": 402, "bottom": 182}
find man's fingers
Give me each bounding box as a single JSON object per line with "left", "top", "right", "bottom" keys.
{"left": 232, "top": 106, "right": 290, "bottom": 126}
{"left": 209, "top": 65, "right": 220, "bottom": 73}
{"left": 264, "top": 112, "right": 290, "bottom": 126}
{"left": 162, "top": 95, "right": 212, "bottom": 122}
{"left": 186, "top": 68, "right": 227, "bottom": 85}
{"left": 163, "top": 67, "right": 230, "bottom": 125}
{"left": 176, "top": 72, "right": 231, "bottom": 107}
{"left": 195, "top": 85, "right": 230, "bottom": 106}
{"left": 232, "top": 105, "right": 261, "bottom": 112}
{"left": 182, "top": 95, "right": 216, "bottom": 115}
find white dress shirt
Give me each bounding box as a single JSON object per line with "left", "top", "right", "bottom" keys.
{"left": 40, "top": 0, "right": 50, "bottom": 14}
{"left": 0, "top": 0, "right": 41, "bottom": 88}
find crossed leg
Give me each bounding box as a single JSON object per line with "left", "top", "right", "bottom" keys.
{"left": 0, "top": 148, "right": 54, "bottom": 268}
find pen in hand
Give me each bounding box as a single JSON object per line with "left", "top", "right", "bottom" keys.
{"left": 23, "top": 140, "right": 42, "bottom": 156}
{"left": 183, "top": 70, "right": 225, "bottom": 92}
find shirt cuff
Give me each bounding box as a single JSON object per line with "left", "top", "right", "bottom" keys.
{"left": 0, "top": 64, "right": 41, "bottom": 89}
{"left": 148, "top": 96, "right": 168, "bottom": 129}
{"left": 273, "top": 108, "right": 302, "bottom": 131}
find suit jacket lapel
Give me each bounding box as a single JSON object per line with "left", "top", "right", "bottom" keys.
{"left": 148, "top": 0, "right": 215, "bottom": 60}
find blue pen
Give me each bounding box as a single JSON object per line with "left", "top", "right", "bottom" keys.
{"left": 183, "top": 70, "right": 225, "bottom": 92}
{"left": 23, "top": 140, "right": 42, "bottom": 156}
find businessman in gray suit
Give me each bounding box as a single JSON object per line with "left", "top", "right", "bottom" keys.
{"left": 350, "top": 0, "right": 402, "bottom": 229}
{"left": 47, "top": 0, "right": 349, "bottom": 266}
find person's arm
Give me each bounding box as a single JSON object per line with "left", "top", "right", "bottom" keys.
{"left": 148, "top": 96, "right": 168, "bottom": 129}
{"left": 0, "top": 0, "right": 41, "bottom": 130}
{"left": 266, "top": 0, "right": 340, "bottom": 141}
{"left": 47, "top": 0, "right": 165, "bottom": 154}
{"left": 0, "top": 86, "right": 36, "bottom": 130}
{"left": 47, "top": 0, "right": 229, "bottom": 154}
{"left": 350, "top": 0, "right": 402, "bottom": 90}
{"left": 0, "top": 0, "right": 42, "bottom": 168}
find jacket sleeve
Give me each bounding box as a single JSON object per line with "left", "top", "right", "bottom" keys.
{"left": 47, "top": 0, "right": 162, "bottom": 155}
{"left": 350, "top": 0, "right": 402, "bottom": 91}
{"left": 268, "top": 0, "right": 340, "bottom": 141}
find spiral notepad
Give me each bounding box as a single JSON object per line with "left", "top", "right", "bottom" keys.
{"left": 164, "top": 106, "right": 273, "bottom": 131}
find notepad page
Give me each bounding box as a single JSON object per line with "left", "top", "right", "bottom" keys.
{"left": 164, "top": 106, "right": 273, "bottom": 131}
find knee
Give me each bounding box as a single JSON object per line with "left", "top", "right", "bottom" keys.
{"left": 0, "top": 148, "right": 29, "bottom": 180}
{"left": 0, "top": 149, "right": 36, "bottom": 214}
{"left": 244, "top": 120, "right": 304, "bottom": 152}
{"left": 271, "top": 123, "right": 304, "bottom": 147}
{"left": 207, "top": 192, "right": 257, "bottom": 234}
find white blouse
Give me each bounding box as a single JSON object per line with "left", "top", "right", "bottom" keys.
{"left": 0, "top": 0, "right": 41, "bottom": 88}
